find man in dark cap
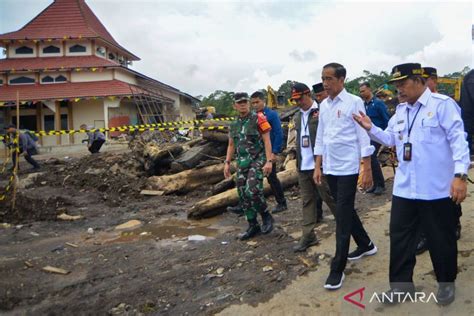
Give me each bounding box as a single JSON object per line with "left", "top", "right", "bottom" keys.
{"left": 354, "top": 63, "right": 470, "bottom": 305}
{"left": 5, "top": 124, "right": 40, "bottom": 170}
{"left": 291, "top": 82, "right": 336, "bottom": 253}
{"left": 312, "top": 82, "right": 328, "bottom": 105}
{"left": 224, "top": 92, "right": 275, "bottom": 240}
{"left": 314, "top": 63, "right": 377, "bottom": 290}
{"left": 423, "top": 67, "right": 438, "bottom": 93}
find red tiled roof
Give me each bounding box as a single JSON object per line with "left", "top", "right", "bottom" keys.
{"left": 0, "top": 80, "right": 135, "bottom": 102}
{"left": 0, "top": 56, "right": 119, "bottom": 72}
{"left": 0, "top": 0, "right": 139, "bottom": 60}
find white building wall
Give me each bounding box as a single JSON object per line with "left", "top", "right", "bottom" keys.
{"left": 71, "top": 70, "right": 113, "bottom": 82}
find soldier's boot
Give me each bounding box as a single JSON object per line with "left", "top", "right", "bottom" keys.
{"left": 271, "top": 202, "right": 287, "bottom": 214}
{"left": 239, "top": 218, "right": 261, "bottom": 240}
{"left": 261, "top": 211, "right": 274, "bottom": 234}
{"left": 227, "top": 204, "right": 244, "bottom": 216}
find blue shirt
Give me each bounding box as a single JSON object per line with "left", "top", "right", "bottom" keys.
{"left": 263, "top": 106, "right": 283, "bottom": 154}
{"left": 369, "top": 88, "right": 470, "bottom": 200}
{"left": 364, "top": 97, "right": 390, "bottom": 130}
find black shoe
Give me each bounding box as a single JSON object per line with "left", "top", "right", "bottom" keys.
{"left": 260, "top": 211, "right": 274, "bottom": 234}
{"left": 436, "top": 283, "right": 455, "bottom": 306}
{"left": 293, "top": 233, "right": 319, "bottom": 252}
{"left": 227, "top": 205, "right": 244, "bottom": 216}
{"left": 348, "top": 241, "right": 378, "bottom": 260}
{"left": 239, "top": 223, "right": 261, "bottom": 240}
{"left": 415, "top": 236, "right": 428, "bottom": 255}
{"left": 366, "top": 186, "right": 376, "bottom": 193}
{"left": 272, "top": 203, "right": 287, "bottom": 214}
{"left": 382, "top": 286, "right": 415, "bottom": 305}
{"left": 373, "top": 186, "right": 385, "bottom": 195}
{"left": 324, "top": 271, "right": 345, "bottom": 290}
{"left": 456, "top": 223, "right": 461, "bottom": 240}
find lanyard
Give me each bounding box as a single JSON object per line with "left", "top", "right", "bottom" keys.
{"left": 406, "top": 104, "right": 422, "bottom": 141}
{"left": 301, "top": 111, "right": 310, "bottom": 135}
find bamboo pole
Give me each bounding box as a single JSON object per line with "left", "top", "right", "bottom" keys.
{"left": 11, "top": 91, "right": 20, "bottom": 210}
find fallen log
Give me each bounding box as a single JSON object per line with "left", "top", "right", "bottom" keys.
{"left": 211, "top": 175, "right": 235, "bottom": 195}
{"left": 175, "top": 142, "right": 226, "bottom": 169}
{"left": 147, "top": 163, "right": 236, "bottom": 194}
{"left": 188, "top": 160, "right": 297, "bottom": 219}
{"left": 143, "top": 143, "right": 183, "bottom": 162}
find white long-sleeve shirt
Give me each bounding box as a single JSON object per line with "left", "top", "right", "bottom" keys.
{"left": 369, "top": 88, "right": 470, "bottom": 200}
{"left": 314, "top": 89, "right": 374, "bottom": 175}
{"left": 300, "top": 101, "right": 319, "bottom": 171}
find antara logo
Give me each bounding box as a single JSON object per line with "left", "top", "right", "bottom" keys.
{"left": 344, "top": 287, "right": 438, "bottom": 310}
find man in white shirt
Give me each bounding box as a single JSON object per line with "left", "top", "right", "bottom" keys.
{"left": 354, "top": 63, "right": 470, "bottom": 305}
{"left": 313, "top": 63, "right": 377, "bottom": 290}
{"left": 290, "top": 83, "right": 336, "bottom": 252}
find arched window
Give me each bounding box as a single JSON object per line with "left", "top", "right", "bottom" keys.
{"left": 69, "top": 44, "right": 86, "bottom": 53}
{"left": 42, "top": 76, "right": 54, "bottom": 83}
{"left": 108, "top": 53, "right": 116, "bottom": 60}
{"left": 43, "top": 45, "right": 60, "bottom": 54}
{"left": 10, "top": 76, "right": 35, "bottom": 84}
{"left": 55, "top": 75, "right": 67, "bottom": 82}
{"left": 96, "top": 46, "right": 106, "bottom": 57}
{"left": 15, "top": 46, "right": 33, "bottom": 54}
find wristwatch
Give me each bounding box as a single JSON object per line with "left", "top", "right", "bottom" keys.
{"left": 454, "top": 173, "right": 468, "bottom": 181}
{"left": 224, "top": 160, "right": 231, "bottom": 164}
{"left": 266, "top": 159, "right": 274, "bottom": 163}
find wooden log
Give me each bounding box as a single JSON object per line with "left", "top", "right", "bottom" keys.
{"left": 175, "top": 142, "right": 226, "bottom": 169}
{"left": 202, "top": 130, "right": 229, "bottom": 143}
{"left": 147, "top": 163, "right": 236, "bottom": 194}
{"left": 211, "top": 176, "right": 235, "bottom": 195}
{"left": 188, "top": 160, "right": 297, "bottom": 219}
{"left": 143, "top": 143, "right": 183, "bottom": 162}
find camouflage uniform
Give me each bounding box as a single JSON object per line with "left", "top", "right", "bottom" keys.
{"left": 230, "top": 112, "right": 268, "bottom": 220}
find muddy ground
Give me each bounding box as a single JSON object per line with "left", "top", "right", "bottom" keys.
{"left": 0, "top": 150, "right": 402, "bottom": 315}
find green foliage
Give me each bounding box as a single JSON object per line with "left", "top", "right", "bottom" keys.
{"left": 345, "top": 70, "right": 394, "bottom": 95}
{"left": 200, "top": 90, "right": 236, "bottom": 116}
{"left": 277, "top": 80, "right": 297, "bottom": 105}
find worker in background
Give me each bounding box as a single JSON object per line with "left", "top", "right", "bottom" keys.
{"left": 359, "top": 82, "right": 390, "bottom": 195}
{"left": 415, "top": 67, "right": 463, "bottom": 256}
{"left": 314, "top": 63, "right": 377, "bottom": 290}
{"left": 80, "top": 124, "right": 106, "bottom": 154}
{"left": 224, "top": 92, "right": 274, "bottom": 240}
{"left": 5, "top": 124, "right": 40, "bottom": 171}
{"left": 460, "top": 69, "right": 473, "bottom": 154}
{"left": 291, "top": 83, "right": 336, "bottom": 253}
{"left": 354, "top": 63, "right": 469, "bottom": 305}
{"left": 205, "top": 110, "right": 214, "bottom": 120}
{"left": 250, "top": 91, "right": 287, "bottom": 213}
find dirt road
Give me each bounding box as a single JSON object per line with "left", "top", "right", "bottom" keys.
{"left": 0, "top": 151, "right": 472, "bottom": 315}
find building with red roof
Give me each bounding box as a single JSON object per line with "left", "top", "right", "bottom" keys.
{"left": 0, "top": 0, "right": 199, "bottom": 146}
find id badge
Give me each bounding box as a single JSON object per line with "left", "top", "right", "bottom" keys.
{"left": 302, "top": 135, "right": 310, "bottom": 148}
{"left": 403, "top": 142, "right": 412, "bottom": 161}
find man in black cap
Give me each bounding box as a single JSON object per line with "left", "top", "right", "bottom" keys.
{"left": 354, "top": 62, "right": 470, "bottom": 305}
{"left": 224, "top": 92, "right": 274, "bottom": 240}
{"left": 291, "top": 82, "right": 336, "bottom": 252}
{"left": 5, "top": 124, "right": 40, "bottom": 171}
{"left": 312, "top": 82, "right": 328, "bottom": 105}
{"left": 414, "top": 66, "right": 463, "bottom": 256}
{"left": 314, "top": 63, "right": 377, "bottom": 290}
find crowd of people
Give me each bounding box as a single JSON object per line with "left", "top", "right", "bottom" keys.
{"left": 224, "top": 62, "right": 472, "bottom": 305}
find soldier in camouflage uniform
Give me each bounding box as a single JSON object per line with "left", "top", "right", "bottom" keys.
{"left": 224, "top": 92, "right": 275, "bottom": 240}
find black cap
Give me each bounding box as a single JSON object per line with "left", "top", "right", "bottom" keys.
{"left": 422, "top": 67, "right": 437, "bottom": 78}
{"left": 388, "top": 63, "right": 423, "bottom": 83}
{"left": 312, "top": 83, "right": 324, "bottom": 94}
{"left": 291, "top": 83, "right": 311, "bottom": 100}
{"left": 4, "top": 124, "right": 16, "bottom": 129}
{"left": 234, "top": 92, "right": 249, "bottom": 103}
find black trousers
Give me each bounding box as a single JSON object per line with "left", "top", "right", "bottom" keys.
{"left": 12, "top": 148, "right": 40, "bottom": 169}
{"left": 267, "top": 162, "right": 286, "bottom": 205}
{"left": 370, "top": 142, "right": 385, "bottom": 188}
{"left": 326, "top": 174, "right": 372, "bottom": 273}
{"left": 89, "top": 139, "right": 105, "bottom": 154}
{"left": 390, "top": 196, "right": 457, "bottom": 284}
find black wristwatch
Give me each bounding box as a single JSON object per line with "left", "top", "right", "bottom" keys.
{"left": 454, "top": 173, "right": 468, "bottom": 181}
{"left": 266, "top": 159, "right": 273, "bottom": 163}
{"left": 224, "top": 160, "right": 231, "bottom": 164}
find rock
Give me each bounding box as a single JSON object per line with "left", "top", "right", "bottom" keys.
{"left": 41, "top": 181, "right": 47, "bottom": 185}
{"left": 18, "top": 172, "right": 45, "bottom": 189}
{"left": 1, "top": 223, "right": 12, "bottom": 229}
{"left": 87, "top": 228, "right": 94, "bottom": 234}
{"left": 246, "top": 241, "right": 258, "bottom": 247}
{"left": 262, "top": 266, "right": 273, "bottom": 272}
{"left": 57, "top": 213, "right": 83, "bottom": 221}
{"left": 216, "top": 267, "right": 225, "bottom": 275}
{"left": 29, "top": 231, "right": 39, "bottom": 237}
{"left": 188, "top": 235, "right": 206, "bottom": 241}
{"left": 110, "top": 163, "right": 120, "bottom": 173}
{"left": 84, "top": 168, "right": 104, "bottom": 175}
{"left": 114, "top": 220, "right": 142, "bottom": 231}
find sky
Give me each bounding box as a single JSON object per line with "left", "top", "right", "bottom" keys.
{"left": 0, "top": 0, "right": 473, "bottom": 97}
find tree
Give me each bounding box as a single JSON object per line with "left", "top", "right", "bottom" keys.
{"left": 201, "top": 90, "right": 236, "bottom": 116}
{"left": 277, "top": 80, "right": 297, "bottom": 105}
{"left": 345, "top": 70, "right": 394, "bottom": 95}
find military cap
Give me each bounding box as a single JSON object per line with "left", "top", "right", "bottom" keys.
{"left": 291, "top": 83, "right": 311, "bottom": 100}
{"left": 312, "top": 83, "right": 324, "bottom": 94}
{"left": 388, "top": 63, "right": 423, "bottom": 83}
{"left": 234, "top": 92, "right": 249, "bottom": 103}
{"left": 422, "top": 67, "right": 438, "bottom": 78}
